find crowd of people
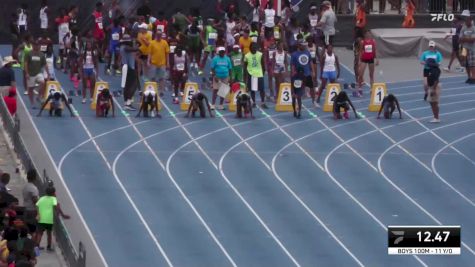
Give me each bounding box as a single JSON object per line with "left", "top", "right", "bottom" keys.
{"left": 0, "top": 169, "right": 69, "bottom": 267}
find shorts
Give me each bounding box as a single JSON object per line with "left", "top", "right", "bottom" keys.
{"left": 27, "top": 73, "right": 45, "bottom": 88}
{"left": 361, "top": 58, "right": 374, "bottom": 64}
{"left": 322, "top": 71, "right": 337, "bottom": 81}
{"left": 231, "top": 68, "right": 243, "bottom": 82}
{"left": 108, "top": 43, "right": 120, "bottom": 54}
{"left": 246, "top": 75, "right": 264, "bottom": 92}
{"left": 293, "top": 86, "right": 305, "bottom": 97}
{"left": 94, "top": 30, "right": 105, "bottom": 41}
{"left": 83, "top": 68, "right": 95, "bottom": 77}
{"left": 423, "top": 68, "right": 430, "bottom": 77}
{"left": 452, "top": 39, "right": 460, "bottom": 52}
{"left": 334, "top": 102, "right": 349, "bottom": 113}
{"left": 149, "top": 66, "right": 167, "bottom": 80}
{"left": 38, "top": 223, "right": 53, "bottom": 232}
{"left": 427, "top": 84, "right": 440, "bottom": 103}
{"left": 467, "top": 49, "right": 475, "bottom": 68}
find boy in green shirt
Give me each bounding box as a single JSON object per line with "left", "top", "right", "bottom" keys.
{"left": 230, "top": 45, "right": 243, "bottom": 82}
{"left": 35, "top": 186, "right": 70, "bottom": 251}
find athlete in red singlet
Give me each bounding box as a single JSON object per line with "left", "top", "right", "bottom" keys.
{"left": 358, "top": 29, "right": 378, "bottom": 96}
{"left": 92, "top": 2, "right": 106, "bottom": 61}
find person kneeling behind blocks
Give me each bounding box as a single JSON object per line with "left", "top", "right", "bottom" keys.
{"left": 96, "top": 89, "right": 115, "bottom": 117}
{"left": 236, "top": 92, "right": 254, "bottom": 119}
{"left": 37, "top": 91, "right": 74, "bottom": 117}
{"left": 136, "top": 90, "right": 162, "bottom": 118}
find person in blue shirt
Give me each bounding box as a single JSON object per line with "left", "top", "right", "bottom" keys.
{"left": 211, "top": 46, "right": 232, "bottom": 110}
{"left": 420, "top": 41, "right": 442, "bottom": 101}
{"left": 290, "top": 39, "right": 316, "bottom": 114}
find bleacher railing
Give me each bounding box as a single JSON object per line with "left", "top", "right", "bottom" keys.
{"left": 0, "top": 97, "right": 86, "bottom": 267}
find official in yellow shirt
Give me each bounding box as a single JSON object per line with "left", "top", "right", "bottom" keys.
{"left": 148, "top": 30, "right": 170, "bottom": 94}
{"left": 239, "top": 30, "right": 252, "bottom": 56}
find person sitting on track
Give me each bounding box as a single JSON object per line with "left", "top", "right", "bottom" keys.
{"left": 37, "top": 91, "right": 74, "bottom": 117}
{"left": 236, "top": 92, "right": 254, "bottom": 119}
{"left": 96, "top": 88, "right": 115, "bottom": 117}
{"left": 377, "top": 93, "right": 402, "bottom": 119}
{"left": 333, "top": 91, "right": 358, "bottom": 120}
{"left": 185, "top": 92, "right": 214, "bottom": 118}
{"left": 136, "top": 89, "right": 161, "bottom": 118}
{"left": 426, "top": 58, "right": 442, "bottom": 123}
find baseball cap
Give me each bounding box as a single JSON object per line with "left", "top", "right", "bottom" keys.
{"left": 138, "top": 23, "right": 148, "bottom": 30}
{"left": 310, "top": 5, "right": 317, "bottom": 10}
{"left": 233, "top": 44, "right": 240, "bottom": 49}
{"left": 461, "top": 10, "right": 471, "bottom": 17}
{"left": 2, "top": 56, "right": 17, "bottom": 66}
{"left": 429, "top": 40, "right": 436, "bottom": 47}
{"left": 217, "top": 47, "right": 226, "bottom": 52}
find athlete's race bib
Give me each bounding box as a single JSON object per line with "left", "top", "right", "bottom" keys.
{"left": 208, "top": 32, "right": 217, "bottom": 46}
{"left": 251, "top": 36, "right": 258, "bottom": 43}
{"left": 86, "top": 55, "right": 93, "bottom": 64}
{"left": 310, "top": 19, "right": 318, "bottom": 27}
{"left": 274, "top": 30, "right": 280, "bottom": 39}
{"left": 233, "top": 58, "right": 241, "bottom": 66}
{"left": 176, "top": 63, "right": 185, "bottom": 71}
{"left": 170, "top": 45, "right": 176, "bottom": 53}
{"left": 112, "top": 33, "right": 120, "bottom": 41}
{"left": 268, "top": 50, "right": 276, "bottom": 59}
{"left": 157, "top": 25, "right": 164, "bottom": 32}
{"left": 364, "top": 45, "right": 373, "bottom": 53}
{"left": 40, "top": 45, "right": 47, "bottom": 52}
{"left": 293, "top": 79, "right": 303, "bottom": 88}
{"left": 310, "top": 51, "right": 316, "bottom": 58}
{"left": 96, "top": 18, "right": 103, "bottom": 30}
{"left": 275, "top": 54, "right": 284, "bottom": 65}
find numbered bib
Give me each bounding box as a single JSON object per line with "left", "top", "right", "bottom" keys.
{"left": 275, "top": 53, "right": 285, "bottom": 65}
{"left": 364, "top": 45, "right": 373, "bottom": 53}
{"left": 233, "top": 58, "right": 241, "bottom": 66}
{"left": 157, "top": 25, "right": 164, "bottom": 32}
{"left": 293, "top": 79, "right": 303, "bottom": 88}
{"left": 112, "top": 33, "right": 120, "bottom": 41}
{"left": 170, "top": 45, "right": 176, "bottom": 53}
{"left": 310, "top": 19, "right": 318, "bottom": 27}
{"left": 40, "top": 45, "right": 47, "bottom": 52}
{"left": 176, "top": 63, "right": 185, "bottom": 71}
{"left": 274, "top": 30, "right": 280, "bottom": 39}
{"left": 269, "top": 50, "right": 276, "bottom": 59}
{"left": 310, "top": 51, "right": 316, "bottom": 58}
{"left": 251, "top": 36, "right": 258, "bottom": 43}
{"left": 208, "top": 32, "right": 217, "bottom": 45}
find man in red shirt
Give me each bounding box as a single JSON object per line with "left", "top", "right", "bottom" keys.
{"left": 3, "top": 87, "right": 17, "bottom": 116}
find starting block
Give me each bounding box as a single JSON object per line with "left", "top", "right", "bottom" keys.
{"left": 141, "top": 82, "right": 162, "bottom": 111}
{"left": 368, "top": 83, "right": 388, "bottom": 112}
{"left": 44, "top": 81, "right": 63, "bottom": 110}
{"left": 91, "top": 82, "right": 109, "bottom": 110}
{"left": 180, "top": 82, "right": 199, "bottom": 111}
{"left": 323, "top": 83, "right": 341, "bottom": 112}
{"left": 275, "top": 83, "right": 293, "bottom": 112}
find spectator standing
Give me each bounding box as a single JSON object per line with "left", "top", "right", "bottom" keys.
{"left": 148, "top": 31, "right": 170, "bottom": 95}
{"left": 210, "top": 47, "right": 232, "bottom": 110}
{"left": 3, "top": 87, "right": 17, "bottom": 116}
{"left": 0, "top": 56, "right": 17, "bottom": 95}
{"left": 317, "top": 1, "right": 337, "bottom": 46}
{"left": 459, "top": 10, "right": 475, "bottom": 83}
{"left": 39, "top": 0, "right": 49, "bottom": 36}
{"left": 22, "top": 170, "right": 39, "bottom": 235}
{"left": 34, "top": 187, "right": 70, "bottom": 251}
{"left": 244, "top": 43, "right": 267, "bottom": 109}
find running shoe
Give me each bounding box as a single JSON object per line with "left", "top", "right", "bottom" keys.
{"left": 443, "top": 67, "right": 450, "bottom": 72}
{"left": 198, "top": 70, "right": 203, "bottom": 75}
{"left": 33, "top": 89, "right": 39, "bottom": 95}
{"left": 296, "top": 112, "right": 301, "bottom": 119}
{"left": 115, "top": 69, "right": 122, "bottom": 75}
{"left": 314, "top": 102, "right": 321, "bottom": 108}
{"left": 82, "top": 98, "right": 86, "bottom": 104}
{"left": 261, "top": 103, "right": 269, "bottom": 109}
{"left": 218, "top": 105, "right": 225, "bottom": 110}
{"left": 429, "top": 118, "right": 440, "bottom": 123}
{"left": 312, "top": 101, "right": 318, "bottom": 108}
{"left": 23, "top": 91, "right": 28, "bottom": 95}
{"left": 423, "top": 93, "right": 428, "bottom": 101}
{"left": 210, "top": 104, "right": 215, "bottom": 110}
{"left": 172, "top": 93, "right": 176, "bottom": 97}
{"left": 468, "top": 79, "right": 475, "bottom": 84}
{"left": 106, "top": 69, "right": 112, "bottom": 75}
{"left": 465, "top": 79, "right": 471, "bottom": 84}
{"left": 179, "top": 92, "right": 184, "bottom": 97}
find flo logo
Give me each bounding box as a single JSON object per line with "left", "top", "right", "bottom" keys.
{"left": 430, "top": 13, "right": 454, "bottom": 22}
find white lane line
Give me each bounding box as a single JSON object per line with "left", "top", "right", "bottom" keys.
{"left": 218, "top": 116, "right": 365, "bottom": 266}
{"left": 161, "top": 101, "right": 302, "bottom": 267}
{"left": 271, "top": 108, "right": 475, "bottom": 267}
{"left": 380, "top": 122, "right": 475, "bottom": 208}
{"left": 16, "top": 89, "right": 109, "bottom": 267}
{"left": 404, "top": 110, "right": 475, "bottom": 168}
{"left": 431, "top": 132, "right": 475, "bottom": 204}
{"left": 63, "top": 87, "right": 175, "bottom": 266}
{"left": 377, "top": 118, "right": 475, "bottom": 256}
{"left": 388, "top": 79, "right": 466, "bottom": 90}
